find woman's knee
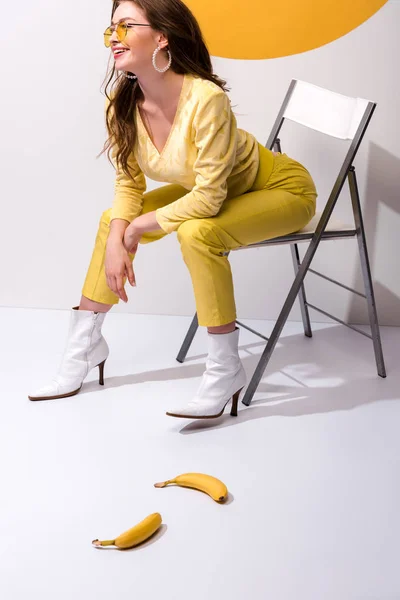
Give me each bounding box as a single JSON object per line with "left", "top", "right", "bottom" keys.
{"left": 177, "top": 219, "right": 220, "bottom": 247}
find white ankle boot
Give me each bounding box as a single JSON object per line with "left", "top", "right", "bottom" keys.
{"left": 28, "top": 307, "right": 109, "bottom": 401}
{"left": 166, "top": 328, "right": 246, "bottom": 419}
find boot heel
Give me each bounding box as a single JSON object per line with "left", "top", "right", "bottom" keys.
{"left": 98, "top": 360, "right": 106, "bottom": 386}
{"left": 230, "top": 387, "right": 243, "bottom": 417}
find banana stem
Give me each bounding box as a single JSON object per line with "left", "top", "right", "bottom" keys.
{"left": 92, "top": 539, "right": 116, "bottom": 547}
{"left": 154, "top": 479, "right": 175, "bottom": 488}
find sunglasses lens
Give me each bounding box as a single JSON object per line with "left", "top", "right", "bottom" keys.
{"left": 117, "top": 23, "right": 128, "bottom": 41}
{"left": 104, "top": 27, "right": 112, "bottom": 47}
{"left": 104, "top": 23, "right": 128, "bottom": 48}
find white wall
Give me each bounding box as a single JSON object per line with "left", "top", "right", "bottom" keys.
{"left": 1, "top": 1, "right": 399, "bottom": 325}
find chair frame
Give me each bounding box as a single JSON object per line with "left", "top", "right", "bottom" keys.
{"left": 176, "top": 79, "right": 386, "bottom": 408}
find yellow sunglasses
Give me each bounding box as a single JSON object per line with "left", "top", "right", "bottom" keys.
{"left": 104, "top": 21, "right": 151, "bottom": 48}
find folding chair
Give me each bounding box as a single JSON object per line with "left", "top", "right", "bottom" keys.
{"left": 176, "top": 79, "right": 386, "bottom": 408}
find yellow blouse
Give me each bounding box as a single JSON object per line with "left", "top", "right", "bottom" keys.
{"left": 110, "top": 73, "right": 273, "bottom": 234}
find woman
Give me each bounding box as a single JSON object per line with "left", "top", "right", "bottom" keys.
{"left": 28, "top": 0, "right": 317, "bottom": 418}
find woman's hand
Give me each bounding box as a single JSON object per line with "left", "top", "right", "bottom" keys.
{"left": 123, "top": 211, "right": 162, "bottom": 252}
{"left": 104, "top": 213, "right": 160, "bottom": 301}
{"left": 105, "top": 238, "right": 135, "bottom": 303}
{"left": 123, "top": 222, "right": 141, "bottom": 254}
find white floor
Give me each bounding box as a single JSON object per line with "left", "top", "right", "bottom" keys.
{"left": 1, "top": 307, "right": 399, "bottom": 600}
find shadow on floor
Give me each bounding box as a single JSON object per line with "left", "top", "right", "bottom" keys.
{"left": 78, "top": 323, "right": 398, "bottom": 434}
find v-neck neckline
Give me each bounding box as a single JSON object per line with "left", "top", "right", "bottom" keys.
{"left": 136, "top": 73, "right": 189, "bottom": 157}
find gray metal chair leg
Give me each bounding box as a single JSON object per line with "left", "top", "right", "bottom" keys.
{"left": 241, "top": 199, "right": 336, "bottom": 407}
{"left": 276, "top": 136, "right": 312, "bottom": 339}
{"left": 348, "top": 168, "right": 386, "bottom": 377}
{"left": 241, "top": 256, "right": 314, "bottom": 407}
{"left": 290, "top": 244, "right": 312, "bottom": 338}
{"left": 176, "top": 314, "right": 199, "bottom": 363}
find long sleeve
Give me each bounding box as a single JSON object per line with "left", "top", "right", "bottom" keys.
{"left": 110, "top": 146, "right": 146, "bottom": 223}
{"left": 104, "top": 96, "right": 146, "bottom": 223}
{"left": 155, "top": 89, "right": 237, "bottom": 234}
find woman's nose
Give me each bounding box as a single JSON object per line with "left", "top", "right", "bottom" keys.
{"left": 110, "top": 28, "right": 119, "bottom": 44}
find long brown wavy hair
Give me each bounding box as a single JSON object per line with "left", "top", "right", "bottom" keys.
{"left": 101, "top": 0, "right": 229, "bottom": 179}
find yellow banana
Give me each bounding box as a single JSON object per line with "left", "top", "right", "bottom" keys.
{"left": 92, "top": 512, "right": 162, "bottom": 549}
{"left": 154, "top": 473, "right": 228, "bottom": 503}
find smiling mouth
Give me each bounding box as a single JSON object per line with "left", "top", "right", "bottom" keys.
{"left": 114, "top": 49, "right": 129, "bottom": 57}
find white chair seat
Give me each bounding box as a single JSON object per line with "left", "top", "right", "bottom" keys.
{"left": 299, "top": 212, "right": 355, "bottom": 234}
{"left": 238, "top": 212, "right": 356, "bottom": 250}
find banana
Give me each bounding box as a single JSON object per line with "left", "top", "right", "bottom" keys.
{"left": 92, "top": 512, "right": 162, "bottom": 549}
{"left": 154, "top": 473, "right": 228, "bottom": 503}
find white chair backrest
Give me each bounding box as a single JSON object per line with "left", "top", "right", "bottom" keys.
{"left": 284, "top": 80, "right": 370, "bottom": 140}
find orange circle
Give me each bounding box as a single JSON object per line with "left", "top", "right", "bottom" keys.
{"left": 184, "top": 0, "right": 389, "bottom": 59}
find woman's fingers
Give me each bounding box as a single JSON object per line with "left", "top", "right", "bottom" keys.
{"left": 106, "top": 275, "right": 113, "bottom": 295}
{"left": 106, "top": 274, "right": 127, "bottom": 302}
{"left": 125, "top": 259, "right": 136, "bottom": 287}
{"left": 115, "top": 274, "right": 128, "bottom": 303}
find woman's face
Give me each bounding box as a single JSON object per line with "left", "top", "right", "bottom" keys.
{"left": 109, "top": 2, "right": 166, "bottom": 74}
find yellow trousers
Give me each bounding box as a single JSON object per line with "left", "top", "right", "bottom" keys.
{"left": 82, "top": 150, "right": 317, "bottom": 327}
